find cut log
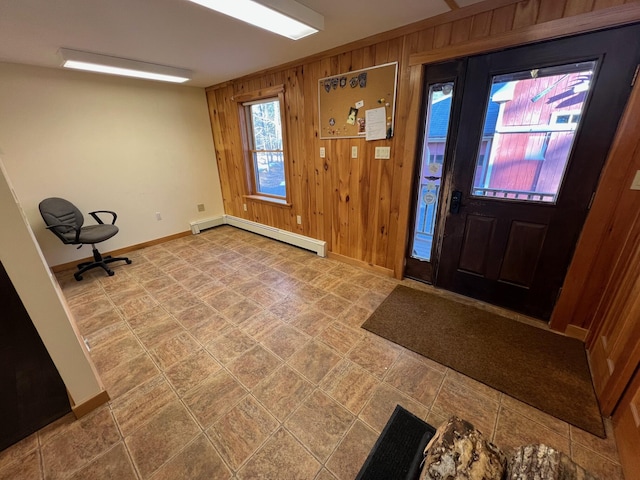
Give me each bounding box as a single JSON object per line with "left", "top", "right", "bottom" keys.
{"left": 420, "top": 416, "right": 506, "bottom": 480}
{"left": 507, "top": 444, "right": 599, "bottom": 480}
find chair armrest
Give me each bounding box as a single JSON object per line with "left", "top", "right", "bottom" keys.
{"left": 46, "top": 223, "right": 81, "bottom": 243}
{"left": 89, "top": 210, "right": 118, "bottom": 225}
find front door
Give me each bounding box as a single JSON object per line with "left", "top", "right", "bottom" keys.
{"left": 406, "top": 25, "right": 640, "bottom": 320}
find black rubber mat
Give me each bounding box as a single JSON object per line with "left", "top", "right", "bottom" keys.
{"left": 355, "top": 405, "right": 436, "bottom": 480}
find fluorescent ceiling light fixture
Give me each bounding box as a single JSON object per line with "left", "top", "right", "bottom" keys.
{"left": 58, "top": 48, "right": 192, "bottom": 83}
{"left": 188, "top": 0, "right": 324, "bottom": 40}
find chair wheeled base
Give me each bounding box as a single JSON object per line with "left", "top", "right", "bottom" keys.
{"left": 74, "top": 244, "right": 132, "bottom": 281}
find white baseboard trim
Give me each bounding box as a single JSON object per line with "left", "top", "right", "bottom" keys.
{"left": 190, "top": 214, "right": 326, "bottom": 257}
{"left": 189, "top": 216, "right": 225, "bottom": 234}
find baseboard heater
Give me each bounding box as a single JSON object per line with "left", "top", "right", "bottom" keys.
{"left": 189, "top": 215, "right": 326, "bottom": 257}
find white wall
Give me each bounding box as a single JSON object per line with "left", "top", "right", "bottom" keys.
{"left": 0, "top": 159, "right": 104, "bottom": 405}
{"left": 0, "top": 62, "right": 223, "bottom": 266}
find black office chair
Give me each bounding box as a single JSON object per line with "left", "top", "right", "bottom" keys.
{"left": 39, "top": 197, "right": 132, "bottom": 281}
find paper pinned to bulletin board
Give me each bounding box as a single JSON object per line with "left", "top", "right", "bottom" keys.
{"left": 318, "top": 62, "right": 398, "bottom": 140}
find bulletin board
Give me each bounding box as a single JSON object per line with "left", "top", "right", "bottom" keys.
{"left": 318, "top": 62, "right": 398, "bottom": 140}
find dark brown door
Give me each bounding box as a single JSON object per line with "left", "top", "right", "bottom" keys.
{"left": 436, "top": 25, "right": 640, "bottom": 320}
{"left": 0, "top": 262, "right": 71, "bottom": 451}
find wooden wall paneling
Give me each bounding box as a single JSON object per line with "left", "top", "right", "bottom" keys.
{"left": 286, "top": 67, "right": 306, "bottom": 234}
{"left": 470, "top": 11, "right": 494, "bottom": 39}
{"left": 373, "top": 39, "right": 402, "bottom": 267}
{"left": 386, "top": 33, "right": 421, "bottom": 271}
{"left": 320, "top": 56, "right": 334, "bottom": 250}
{"left": 451, "top": 17, "right": 474, "bottom": 44}
{"left": 613, "top": 369, "right": 640, "bottom": 480}
{"left": 304, "top": 60, "right": 320, "bottom": 240}
{"left": 563, "top": 0, "right": 596, "bottom": 16}
{"left": 206, "top": 89, "right": 231, "bottom": 213}
{"left": 357, "top": 46, "right": 377, "bottom": 265}
{"left": 347, "top": 49, "right": 364, "bottom": 261}
{"left": 325, "top": 50, "right": 342, "bottom": 260}
{"left": 393, "top": 61, "right": 425, "bottom": 277}
{"left": 434, "top": 23, "right": 454, "bottom": 49}
{"left": 535, "top": 0, "right": 567, "bottom": 23}
{"left": 588, "top": 231, "right": 640, "bottom": 415}
{"left": 217, "top": 85, "right": 246, "bottom": 217}
{"left": 594, "top": 0, "right": 626, "bottom": 8}
{"left": 338, "top": 138, "right": 351, "bottom": 258}
{"left": 232, "top": 85, "right": 252, "bottom": 218}
{"left": 409, "top": 3, "right": 640, "bottom": 66}
{"left": 417, "top": 28, "right": 436, "bottom": 53}
{"left": 550, "top": 81, "right": 640, "bottom": 332}
{"left": 489, "top": 3, "right": 517, "bottom": 35}
{"left": 512, "top": 0, "right": 541, "bottom": 29}
{"left": 337, "top": 52, "right": 354, "bottom": 259}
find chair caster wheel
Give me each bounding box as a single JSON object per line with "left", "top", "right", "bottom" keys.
{"left": 126, "top": 259, "right": 132, "bottom": 264}
{"left": 75, "top": 274, "right": 83, "bottom": 281}
{"left": 107, "top": 270, "right": 115, "bottom": 276}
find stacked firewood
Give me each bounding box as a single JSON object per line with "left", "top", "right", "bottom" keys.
{"left": 420, "top": 417, "right": 598, "bottom": 480}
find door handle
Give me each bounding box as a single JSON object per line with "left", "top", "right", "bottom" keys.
{"left": 450, "top": 190, "right": 462, "bottom": 214}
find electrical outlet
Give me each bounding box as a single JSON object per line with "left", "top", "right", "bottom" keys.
{"left": 296, "top": 215, "right": 302, "bottom": 225}
{"left": 197, "top": 203, "right": 205, "bottom": 212}
{"left": 351, "top": 146, "right": 358, "bottom": 158}
{"left": 374, "top": 146, "right": 391, "bottom": 159}
{"left": 243, "top": 203, "right": 247, "bottom": 211}
{"left": 320, "top": 147, "right": 326, "bottom": 158}
{"left": 155, "top": 212, "right": 162, "bottom": 221}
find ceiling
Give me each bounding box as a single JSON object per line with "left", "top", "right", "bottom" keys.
{"left": 0, "top": 0, "right": 485, "bottom": 88}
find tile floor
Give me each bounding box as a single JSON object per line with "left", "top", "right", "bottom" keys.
{"left": 0, "top": 226, "right": 625, "bottom": 479}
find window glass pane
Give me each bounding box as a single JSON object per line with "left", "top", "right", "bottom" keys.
{"left": 471, "top": 61, "right": 596, "bottom": 203}
{"left": 251, "top": 101, "right": 282, "bottom": 151}
{"left": 254, "top": 152, "right": 286, "bottom": 197}
{"left": 411, "top": 82, "right": 454, "bottom": 262}
{"left": 249, "top": 99, "right": 286, "bottom": 197}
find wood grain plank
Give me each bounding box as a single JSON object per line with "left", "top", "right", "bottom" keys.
{"left": 513, "top": 0, "right": 541, "bottom": 29}
{"left": 433, "top": 23, "right": 453, "bottom": 49}
{"left": 451, "top": 17, "right": 473, "bottom": 44}
{"left": 564, "top": 0, "right": 595, "bottom": 16}
{"left": 551, "top": 80, "right": 640, "bottom": 332}
{"left": 489, "top": 4, "right": 517, "bottom": 35}
{"left": 594, "top": 0, "right": 625, "bottom": 8}
{"left": 470, "top": 11, "right": 494, "bottom": 39}
{"left": 286, "top": 67, "right": 305, "bottom": 234}
{"left": 320, "top": 56, "right": 333, "bottom": 249}
{"left": 535, "top": 0, "right": 567, "bottom": 23}
{"left": 410, "top": 3, "right": 640, "bottom": 66}
{"left": 393, "top": 63, "right": 425, "bottom": 278}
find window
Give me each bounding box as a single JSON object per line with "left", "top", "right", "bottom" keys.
{"left": 237, "top": 86, "right": 290, "bottom": 203}
{"left": 551, "top": 111, "right": 581, "bottom": 126}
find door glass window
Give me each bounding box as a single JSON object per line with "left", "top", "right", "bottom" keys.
{"left": 410, "top": 82, "right": 454, "bottom": 261}
{"left": 471, "top": 61, "right": 597, "bottom": 203}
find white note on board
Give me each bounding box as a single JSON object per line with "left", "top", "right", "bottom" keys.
{"left": 365, "top": 107, "right": 387, "bottom": 141}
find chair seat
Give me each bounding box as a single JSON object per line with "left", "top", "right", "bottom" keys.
{"left": 62, "top": 224, "right": 119, "bottom": 244}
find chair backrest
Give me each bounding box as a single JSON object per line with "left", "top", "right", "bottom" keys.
{"left": 39, "top": 197, "right": 84, "bottom": 244}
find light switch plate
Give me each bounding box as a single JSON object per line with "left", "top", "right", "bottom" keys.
{"left": 631, "top": 170, "right": 640, "bottom": 190}
{"left": 375, "top": 146, "right": 391, "bottom": 159}
{"left": 320, "top": 147, "right": 326, "bottom": 158}
{"left": 351, "top": 146, "right": 358, "bottom": 158}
